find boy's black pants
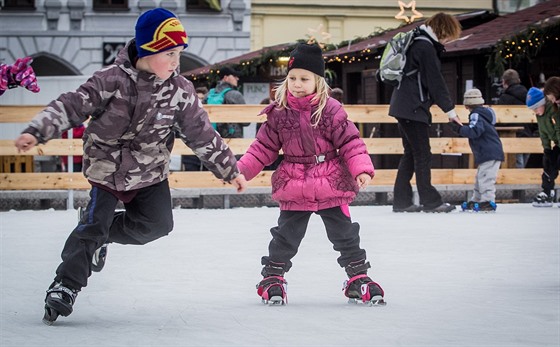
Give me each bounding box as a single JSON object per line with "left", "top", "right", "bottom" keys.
{"left": 54, "top": 180, "right": 174, "bottom": 290}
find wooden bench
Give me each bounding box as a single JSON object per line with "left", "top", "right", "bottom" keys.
{"left": 0, "top": 105, "right": 545, "bottom": 208}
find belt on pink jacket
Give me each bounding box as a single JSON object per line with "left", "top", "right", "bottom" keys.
{"left": 283, "top": 150, "right": 338, "bottom": 164}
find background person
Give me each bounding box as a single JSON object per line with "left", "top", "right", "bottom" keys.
{"left": 388, "top": 12, "right": 462, "bottom": 213}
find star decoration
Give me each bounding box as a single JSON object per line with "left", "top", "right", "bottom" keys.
{"left": 394, "top": 1, "right": 423, "bottom": 24}
{"left": 306, "top": 23, "right": 332, "bottom": 48}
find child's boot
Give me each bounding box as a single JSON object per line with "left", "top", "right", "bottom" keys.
{"left": 343, "top": 260, "right": 386, "bottom": 306}
{"left": 474, "top": 201, "right": 497, "bottom": 212}
{"left": 43, "top": 281, "right": 79, "bottom": 325}
{"left": 256, "top": 261, "right": 287, "bottom": 305}
{"left": 532, "top": 191, "right": 555, "bottom": 207}
{"left": 461, "top": 201, "right": 476, "bottom": 212}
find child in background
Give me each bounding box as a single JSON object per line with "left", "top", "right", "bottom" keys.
{"left": 15, "top": 8, "right": 247, "bottom": 324}
{"left": 451, "top": 88, "right": 504, "bottom": 212}
{"left": 237, "top": 43, "right": 385, "bottom": 306}
{"left": 526, "top": 86, "right": 560, "bottom": 207}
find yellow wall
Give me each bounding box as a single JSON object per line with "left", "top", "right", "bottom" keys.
{"left": 251, "top": 0, "right": 494, "bottom": 50}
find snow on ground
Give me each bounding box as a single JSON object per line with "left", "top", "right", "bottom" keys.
{"left": 1, "top": 204, "right": 559, "bottom": 347}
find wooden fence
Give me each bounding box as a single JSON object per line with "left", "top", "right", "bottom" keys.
{"left": 0, "top": 105, "right": 543, "bottom": 206}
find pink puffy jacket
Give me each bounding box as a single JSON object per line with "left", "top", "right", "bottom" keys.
{"left": 238, "top": 96, "right": 374, "bottom": 211}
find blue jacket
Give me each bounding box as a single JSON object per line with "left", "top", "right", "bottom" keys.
{"left": 457, "top": 106, "right": 504, "bottom": 165}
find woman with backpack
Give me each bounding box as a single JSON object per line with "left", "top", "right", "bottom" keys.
{"left": 388, "top": 12, "right": 462, "bottom": 213}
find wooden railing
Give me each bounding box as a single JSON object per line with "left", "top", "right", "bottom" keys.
{"left": 0, "top": 105, "right": 542, "bottom": 192}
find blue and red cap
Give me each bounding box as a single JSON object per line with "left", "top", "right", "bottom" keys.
{"left": 135, "top": 8, "right": 189, "bottom": 58}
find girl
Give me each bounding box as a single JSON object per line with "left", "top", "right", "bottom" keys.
{"left": 237, "top": 43, "right": 385, "bottom": 306}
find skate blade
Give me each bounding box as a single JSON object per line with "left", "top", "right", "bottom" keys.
{"left": 262, "top": 296, "right": 286, "bottom": 306}
{"left": 42, "top": 306, "right": 59, "bottom": 325}
{"left": 532, "top": 203, "right": 553, "bottom": 207}
{"left": 348, "top": 296, "right": 387, "bottom": 306}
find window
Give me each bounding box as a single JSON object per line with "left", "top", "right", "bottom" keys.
{"left": 2, "top": 0, "right": 35, "bottom": 10}
{"left": 93, "top": 0, "right": 128, "bottom": 11}
{"left": 187, "top": 0, "right": 222, "bottom": 12}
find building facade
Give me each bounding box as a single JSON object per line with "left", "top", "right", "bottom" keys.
{"left": 0, "top": 0, "right": 251, "bottom": 78}
{"left": 250, "top": 0, "right": 496, "bottom": 51}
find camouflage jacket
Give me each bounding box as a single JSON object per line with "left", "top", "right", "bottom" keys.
{"left": 23, "top": 40, "right": 239, "bottom": 191}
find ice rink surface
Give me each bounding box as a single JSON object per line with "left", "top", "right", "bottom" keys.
{"left": 1, "top": 204, "right": 559, "bottom": 347}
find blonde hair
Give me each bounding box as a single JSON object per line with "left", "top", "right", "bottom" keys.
{"left": 273, "top": 74, "right": 330, "bottom": 127}
{"left": 425, "top": 12, "right": 462, "bottom": 41}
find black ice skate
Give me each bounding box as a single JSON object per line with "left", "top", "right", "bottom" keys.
{"left": 343, "top": 260, "right": 386, "bottom": 306}
{"left": 43, "top": 282, "right": 79, "bottom": 325}
{"left": 532, "top": 191, "right": 555, "bottom": 207}
{"left": 257, "top": 262, "right": 287, "bottom": 305}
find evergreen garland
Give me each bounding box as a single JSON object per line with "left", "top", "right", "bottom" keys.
{"left": 486, "top": 20, "right": 560, "bottom": 78}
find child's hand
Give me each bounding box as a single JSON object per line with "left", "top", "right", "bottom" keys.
{"left": 14, "top": 133, "right": 38, "bottom": 153}
{"left": 450, "top": 116, "right": 463, "bottom": 126}
{"left": 231, "top": 174, "right": 248, "bottom": 193}
{"left": 356, "top": 173, "right": 371, "bottom": 189}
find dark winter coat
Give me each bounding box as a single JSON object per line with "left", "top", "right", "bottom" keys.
{"left": 238, "top": 96, "right": 374, "bottom": 211}
{"left": 456, "top": 106, "right": 504, "bottom": 165}
{"left": 23, "top": 40, "right": 239, "bottom": 192}
{"left": 388, "top": 25, "right": 454, "bottom": 125}
{"left": 497, "top": 83, "right": 527, "bottom": 105}
{"left": 213, "top": 81, "right": 249, "bottom": 138}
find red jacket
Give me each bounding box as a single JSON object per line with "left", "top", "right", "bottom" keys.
{"left": 238, "top": 96, "right": 374, "bottom": 211}
{"left": 61, "top": 125, "right": 86, "bottom": 165}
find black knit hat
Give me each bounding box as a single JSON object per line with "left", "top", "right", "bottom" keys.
{"left": 288, "top": 43, "right": 325, "bottom": 77}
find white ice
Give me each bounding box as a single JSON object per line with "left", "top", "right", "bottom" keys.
{"left": 1, "top": 204, "right": 559, "bottom": 347}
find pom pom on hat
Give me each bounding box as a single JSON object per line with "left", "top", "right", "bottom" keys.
{"left": 135, "top": 8, "right": 188, "bottom": 58}
{"left": 526, "top": 87, "right": 546, "bottom": 110}
{"left": 463, "top": 88, "right": 485, "bottom": 106}
{"left": 288, "top": 43, "right": 325, "bottom": 77}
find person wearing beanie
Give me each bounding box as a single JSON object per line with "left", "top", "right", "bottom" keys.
{"left": 236, "top": 42, "right": 385, "bottom": 306}
{"left": 526, "top": 86, "right": 560, "bottom": 207}
{"left": 14, "top": 8, "right": 247, "bottom": 324}
{"left": 388, "top": 12, "right": 462, "bottom": 214}
{"left": 210, "top": 65, "right": 249, "bottom": 139}
{"left": 183, "top": 65, "right": 248, "bottom": 172}
{"left": 450, "top": 88, "right": 504, "bottom": 212}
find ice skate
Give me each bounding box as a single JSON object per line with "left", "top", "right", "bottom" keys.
{"left": 256, "top": 276, "right": 287, "bottom": 305}
{"left": 473, "top": 201, "right": 497, "bottom": 212}
{"left": 461, "top": 201, "right": 476, "bottom": 212}
{"left": 343, "top": 260, "right": 386, "bottom": 306}
{"left": 257, "top": 262, "right": 287, "bottom": 305}
{"left": 532, "top": 191, "right": 554, "bottom": 207}
{"left": 43, "top": 282, "right": 79, "bottom": 325}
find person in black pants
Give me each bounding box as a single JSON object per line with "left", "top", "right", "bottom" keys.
{"left": 388, "top": 12, "right": 463, "bottom": 213}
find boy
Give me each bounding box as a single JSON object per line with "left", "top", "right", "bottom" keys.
{"left": 526, "top": 86, "right": 560, "bottom": 207}
{"left": 14, "top": 8, "right": 247, "bottom": 324}
{"left": 451, "top": 88, "right": 504, "bottom": 212}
